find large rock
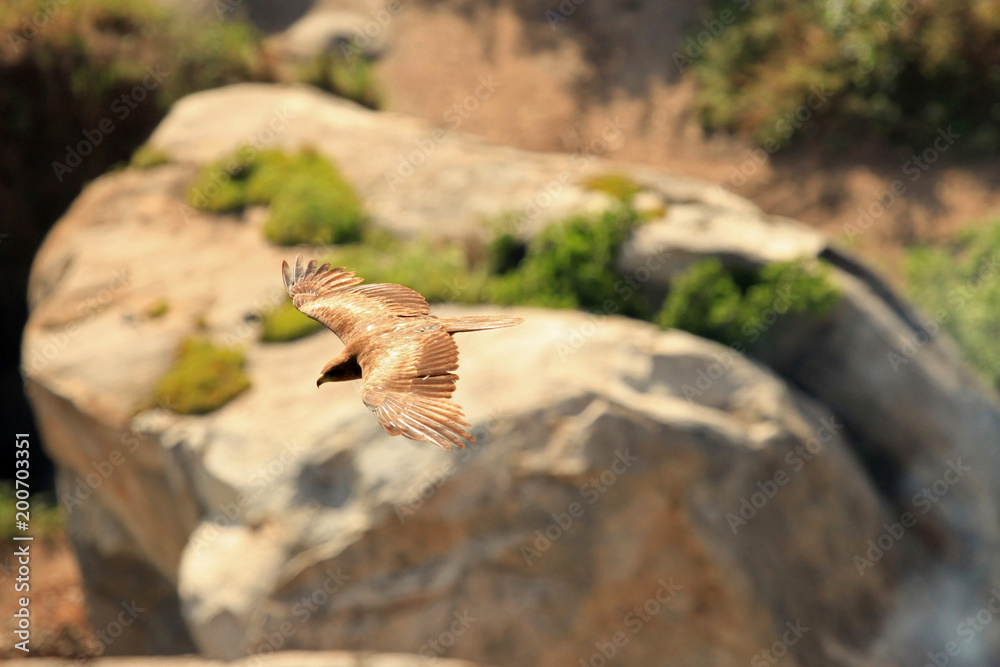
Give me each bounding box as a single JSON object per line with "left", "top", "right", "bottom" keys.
{"left": 22, "top": 84, "right": 1000, "bottom": 665}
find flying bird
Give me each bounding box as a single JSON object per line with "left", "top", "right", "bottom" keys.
{"left": 282, "top": 254, "right": 522, "bottom": 450}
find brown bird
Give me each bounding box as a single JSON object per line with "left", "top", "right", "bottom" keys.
{"left": 282, "top": 254, "right": 522, "bottom": 450}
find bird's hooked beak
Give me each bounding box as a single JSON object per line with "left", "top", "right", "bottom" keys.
{"left": 316, "top": 375, "right": 331, "bottom": 387}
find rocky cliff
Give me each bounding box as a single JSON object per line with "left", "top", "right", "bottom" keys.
{"left": 23, "top": 84, "right": 1000, "bottom": 666}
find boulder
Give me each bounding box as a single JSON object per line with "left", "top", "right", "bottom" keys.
{"left": 22, "top": 84, "right": 1000, "bottom": 665}
{"left": 268, "top": 9, "right": 389, "bottom": 63}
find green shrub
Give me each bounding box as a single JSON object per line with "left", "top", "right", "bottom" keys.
{"left": 130, "top": 145, "right": 171, "bottom": 169}
{"left": 261, "top": 203, "right": 644, "bottom": 316}
{"left": 324, "top": 233, "right": 493, "bottom": 305}
{"left": 298, "top": 53, "right": 381, "bottom": 110}
{"left": 656, "top": 258, "right": 840, "bottom": 345}
{"left": 145, "top": 337, "right": 251, "bottom": 414}
{"left": 487, "top": 230, "right": 527, "bottom": 276}
{"left": 905, "top": 219, "right": 1000, "bottom": 390}
{"left": 691, "top": 0, "right": 1000, "bottom": 153}
{"left": 0, "top": 0, "right": 271, "bottom": 116}
{"left": 187, "top": 148, "right": 367, "bottom": 245}
{"left": 490, "top": 205, "right": 649, "bottom": 316}
{"left": 261, "top": 299, "right": 323, "bottom": 342}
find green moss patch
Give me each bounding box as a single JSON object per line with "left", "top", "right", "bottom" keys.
{"left": 656, "top": 258, "right": 841, "bottom": 345}
{"left": 581, "top": 172, "right": 642, "bottom": 203}
{"left": 261, "top": 299, "right": 323, "bottom": 342}
{"left": 130, "top": 145, "right": 171, "bottom": 169}
{"left": 187, "top": 148, "right": 367, "bottom": 246}
{"left": 146, "top": 337, "right": 250, "bottom": 414}
{"left": 146, "top": 298, "right": 169, "bottom": 318}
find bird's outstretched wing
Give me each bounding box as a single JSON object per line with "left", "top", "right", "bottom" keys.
{"left": 359, "top": 328, "right": 474, "bottom": 450}
{"left": 282, "top": 254, "right": 430, "bottom": 343}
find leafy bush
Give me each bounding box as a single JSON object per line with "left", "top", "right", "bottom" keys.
{"left": 691, "top": 0, "right": 1000, "bottom": 153}
{"left": 905, "top": 219, "right": 1000, "bottom": 389}
{"left": 305, "top": 205, "right": 647, "bottom": 315}
{"left": 490, "top": 205, "right": 649, "bottom": 316}
{"left": 298, "top": 53, "right": 381, "bottom": 110}
{"left": 0, "top": 0, "right": 270, "bottom": 117}
{"left": 486, "top": 230, "right": 527, "bottom": 276}
{"left": 261, "top": 299, "right": 323, "bottom": 342}
{"left": 187, "top": 148, "right": 367, "bottom": 245}
{"left": 324, "top": 233, "right": 493, "bottom": 305}
{"left": 145, "top": 337, "right": 251, "bottom": 414}
{"left": 656, "top": 258, "right": 840, "bottom": 345}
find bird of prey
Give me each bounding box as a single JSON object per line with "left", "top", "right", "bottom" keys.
{"left": 282, "top": 254, "right": 522, "bottom": 450}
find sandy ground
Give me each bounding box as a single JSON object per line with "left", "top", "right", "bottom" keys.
{"left": 0, "top": 535, "right": 98, "bottom": 659}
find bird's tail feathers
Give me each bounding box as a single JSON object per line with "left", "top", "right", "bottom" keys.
{"left": 441, "top": 315, "right": 524, "bottom": 333}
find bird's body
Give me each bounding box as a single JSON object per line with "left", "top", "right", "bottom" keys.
{"left": 281, "top": 254, "right": 522, "bottom": 450}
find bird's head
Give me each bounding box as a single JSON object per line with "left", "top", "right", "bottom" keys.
{"left": 317, "top": 355, "right": 362, "bottom": 387}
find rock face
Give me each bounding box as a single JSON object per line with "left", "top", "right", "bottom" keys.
{"left": 23, "top": 84, "right": 1000, "bottom": 665}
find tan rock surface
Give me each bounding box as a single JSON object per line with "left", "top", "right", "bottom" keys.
{"left": 23, "top": 83, "right": 1000, "bottom": 666}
